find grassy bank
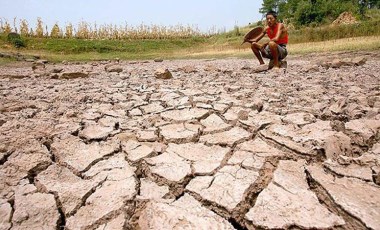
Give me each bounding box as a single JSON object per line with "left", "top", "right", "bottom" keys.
{"left": 1, "top": 19, "right": 379, "bottom": 62}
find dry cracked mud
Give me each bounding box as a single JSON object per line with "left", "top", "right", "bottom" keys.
{"left": 0, "top": 51, "right": 379, "bottom": 230}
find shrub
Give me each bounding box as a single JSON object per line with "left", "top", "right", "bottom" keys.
{"left": 7, "top": 32, "right": 26, "bottom": 48}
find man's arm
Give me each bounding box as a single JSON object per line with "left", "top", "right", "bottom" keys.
{"left": 249, "top": 26, "right": 268, "bottom": 43}
{"left": 252, "top": 31, "right": 266, "bottom": 43}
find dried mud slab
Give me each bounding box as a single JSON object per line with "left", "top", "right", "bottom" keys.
{"left": 137, "top": 178, "right": 170, "bottom": 200}
{"left": 0, "top": 139, "right": 51, "bottom": 200}
{"left": 166, "top": 143, "right": 230, "bottom": 174}
{"left": 307, "top": 165, "right": 380, "bottom": 229}
{"left": 12, "top": 193, "right": 60, "bottom": 230}
{"left": 36, "top": 164, "right": 105, "bottom": 216}
{"left": 0, "top": 199, "right": 12, "bottom": 230}
{"left": 122, "top": 139, "right": 155, "bottom": 162}
{"left": 145, "top": 151, "right": 192, "bottom": 182}
{"left": 160, "top": 108, "right": 209, "bottom": 121}
{"left": 200, "top": 113, "right": 232, "bottom": 134}
{"left": 200, "top": 127, "right": 251, "bottom": 147}
{"left": 160, "top": 123, "right": 202, "bottom": 143}
{"left": 245, "top": 160, "right": 345, "bottom": 229}
{"left": 137, "top": 194, "right": 235, "bottom": 229}
{"left": 79, "top": 124, "right": 115, "bottom": 141}
{"left": 51, "top": 135, "right": 120, "bottom": 173}
{"left": 66, "top": 157, "right": 137, "bottom": 230}
{"left": 261, "top": 120, "right": 352, "bottom": 159}
{"left": 186, "top": 165, "right": 260, "bottom": 211}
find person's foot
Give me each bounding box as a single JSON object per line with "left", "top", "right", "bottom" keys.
{"left": 269, "top": 60, "right": 288, "bottom": 69}
{"left": 280, "top": 60, "right": 288, "bottom": 69}
{"left": 271, "top": 66, "right": 282, "bottom": 72}
{"left": 268, "top": 60, "right": 274, "bottom": 69}
{"left": 253, "top": 64, "right": 269, "bottom": 73}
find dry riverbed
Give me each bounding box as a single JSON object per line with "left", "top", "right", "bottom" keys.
{"left": 0, "top": 51, "right": 379, "bottom": 229}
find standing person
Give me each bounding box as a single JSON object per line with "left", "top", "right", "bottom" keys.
{"left": 250, "top": 10, "right": 288, "bottom": 69}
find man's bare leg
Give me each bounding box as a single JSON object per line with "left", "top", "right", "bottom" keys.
{"left": 251, "top": 42, "right": 265, "bottom": 65}
{"left": 268, "top": 41, "right": 280, "bottom": 68}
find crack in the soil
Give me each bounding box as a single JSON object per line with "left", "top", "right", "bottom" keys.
{"left": 258, "top": 132, "right": 324, "bottom": 163}
{"left": 46, "top": 191, "right": 66, "bottom": 230}
{"left": 79, "top": 144, "right": 121, "bottom": 175}
{"left": 0, "top": 151, "right": 12, "bottom": 165}
{"left": 323, "top": 164, "right": 373, "bottom": 183}
{"left": 124, "top": 199, "right": 149, "bottom": 229}
{"left": 68, "top": 176, "right": 109, "bottom": 218}
{"left": 9, "top": 198, "right": 15, "bottom": 229}
{"left": 305, "top": 169, "right": 368, "bottom": 230}
{"left": 139, "top": 160, "right": 195, "bottom": 199}
{"left": 233, "top": 160, "right": 278, "bottom": 229}
{"left": 26, "top": 161, "right": 52, "bottom": 184}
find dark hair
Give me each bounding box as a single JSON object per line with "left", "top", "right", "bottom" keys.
{"left": 266, "top": 10, "right": 278, "bottom": 19}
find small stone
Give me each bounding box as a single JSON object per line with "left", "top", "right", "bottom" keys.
{"left": 179, "top": 65, "right": 197, "bottom": 73}
{"left": 237, "top": 110, "right": 249, "bottom": 120}
{"left": 51, "top": 67, "right": 63, "bottom": 73}
{"left": 32, "top": 62, "right": 45, "bottom": 71}
{"left": 105, "top": 64, "right": 123, "bottom": 73}
{"left": 331, "top": 59, "right": 343, "bottom": 68}
{"left": 352, "top": 57, "right": 367, "bottom": 66}
{"left": 60, "top": 72, "right": 89, "bottom": 79}
{"left": 252, "top": 64, "right": 268, "bottom": 73}
{"left": 155, "top": 68, "right": 172, "bottom": 79}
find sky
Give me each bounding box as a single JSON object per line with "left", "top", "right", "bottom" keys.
{"left": 0, "top": 0, "right": 264, "bottom": 33}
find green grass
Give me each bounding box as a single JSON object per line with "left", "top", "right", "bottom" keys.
{"left": 21, "top": 36, "right": 207, "bottom": 54}
{"left": 0, "top": 57, "right": 17, "bottom": 66}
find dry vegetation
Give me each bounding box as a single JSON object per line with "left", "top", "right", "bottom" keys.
{"left": 0, "top": 17, "right": 218, "bottom": 39}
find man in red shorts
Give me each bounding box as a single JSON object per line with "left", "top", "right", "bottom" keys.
{"left": 250, "top": 10, "right": 288, "bottom": 70}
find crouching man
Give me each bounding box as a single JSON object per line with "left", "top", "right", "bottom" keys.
{"left": 251, "top": 10, "right": 288, "bottom": 69}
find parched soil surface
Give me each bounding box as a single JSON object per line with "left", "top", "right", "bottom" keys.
{"left": 0, "top": 51, "right": 379, "bottom": 230}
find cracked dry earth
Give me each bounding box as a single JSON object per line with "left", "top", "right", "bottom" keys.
{"left": 0, "top": 51, "right": 379, "bottom": 230}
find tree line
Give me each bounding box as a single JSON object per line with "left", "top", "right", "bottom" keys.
{"left": 260, "top": 0, "right": 380, "bottom": 26}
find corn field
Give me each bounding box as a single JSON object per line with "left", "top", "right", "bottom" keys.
{"left": 0, "top": 17, "right": 219, "bottom": 39}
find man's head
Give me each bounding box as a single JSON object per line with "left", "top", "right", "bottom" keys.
{"left": 266, "top": 10, "right": 278, "bottom": 27}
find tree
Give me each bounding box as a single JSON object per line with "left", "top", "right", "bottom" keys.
{"left": 35, "top": 17, "right": 44, "bottom": 38}
{"left": 260, "top": 0, "right": 378, "bottom": 26}
{"left": 19, "top": 19, "right": 29, "bottom": 36}
{"left": 260, "top": 0, "right": 281, "bottom": 15}
{"left": 50, "top": 23, "right": 61, "bottom": 38}
{"left": 65, "top": 23, "right": 73, "bottom": 38}
{"left": 1, "top": 20, "right": 12, "bottom": 34}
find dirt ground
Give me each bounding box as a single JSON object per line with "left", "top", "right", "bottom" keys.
{"left": 0, "top": 51, "right": 379, "bottom": 229}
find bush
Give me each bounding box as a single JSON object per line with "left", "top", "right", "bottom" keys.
{"left": 7, "top": 32, "right": 26, "bottom": 48}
